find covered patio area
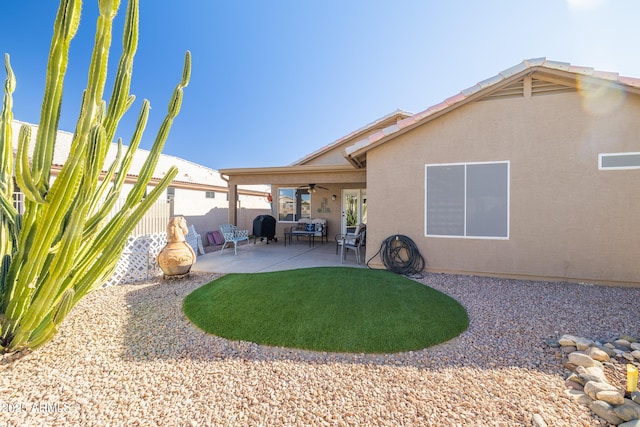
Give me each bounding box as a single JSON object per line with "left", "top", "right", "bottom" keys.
{"left": 191, "top": 240, "right": 366, "bottom": 274}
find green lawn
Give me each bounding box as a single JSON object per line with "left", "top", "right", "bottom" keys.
{"left": 183, "top": 267, "right": 468, "bottom": 354}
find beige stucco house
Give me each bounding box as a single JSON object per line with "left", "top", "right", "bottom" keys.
{"left": 220, "top": 58, "right": 640, "bottom": 287}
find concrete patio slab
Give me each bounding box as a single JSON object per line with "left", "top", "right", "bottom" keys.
{"left": 191, "top": 239, "right": 366, "bottom": 274}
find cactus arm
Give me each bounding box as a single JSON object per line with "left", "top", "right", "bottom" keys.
{"left": 112, "top": 99, "right": 149, "bottom": 188}
{"left": 126, "top": 51, "right": 190, "bottom": 206}
{"left": 103, "top": 0, "right": 137, "bottom": 142}
{"left": 15, "top": 126, "right": 47, "bottom": 204}
{"left": 73, "top": 0, "right": 118, "bottom": 141}
{"left": 88, "top": 138, "right": 122, "bottom": 214}
{"left": 98, "top": 98, "right": 150, "bottom": 206}
{"left": 77, "top": 0, "right": 137, "bottom": 226}
{"left": 31, "top": 0, "right": 82, "bottom": 190}
{"left": 0, "top": 54, "right": 15, "bottom": 199}
{"left": 0, "top": 53, "right": 17, "bottom": 268}
{"left": 22, "top": 314, "right": 57, "bottom": 350}
{"left": 83, "top": 98, "right": 149, "bottom": 238}
{"left": 0, "top": 254, "right": 11, "bottom": 304}
{"left": 0, "top": 197, "right": 18, "bottom": 230}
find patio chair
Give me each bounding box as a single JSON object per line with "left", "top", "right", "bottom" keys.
{"left": 219, "top": 224, "right": 249, "bottom": 255}
{"left": 335, "top": 223, "right": 365, "bottom": 255}
{"left": 185, "top": 224, "right": 205, "bottom": 255}
{"left": 338, "top": 226, "right": 366, "bottom": 264}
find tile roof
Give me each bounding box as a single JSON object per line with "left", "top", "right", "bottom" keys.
{"left": 290, "top": 109, "right": 413, "bottom": 166}
{"left": 344, "top": 58, "right": 640, "bottom": 163}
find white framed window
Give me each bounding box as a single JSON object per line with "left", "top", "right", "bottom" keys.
{"left": 425, "top": 161, "right": 509, "bottom": 239}
{"left": 599, "top": 152, "right": 640, "bottom": 170}
{"left": 205, "top": 191, "right": 216, "bottom": 199}
{"left": 13, "top": 179, "right": 24, "bottom": 215}
{"left": 278, "top": 188, "right": 310, "bottom": 221}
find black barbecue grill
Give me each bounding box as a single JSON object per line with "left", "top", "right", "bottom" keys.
{"left": 252, "top": 215, "right": 277, "bottom": 244}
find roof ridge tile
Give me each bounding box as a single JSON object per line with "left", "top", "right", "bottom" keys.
{"left": 461, "top": 84, "right": 483, "bottom": 97}
{"left": 524, "top": 57, "right": 547, "bottom": 67}
{"left": 592, "top": 70, "right": 619, "bottom": 80}
{"left": 499, "top": 62, "right": 528, "bottom": 78}
{"left": 477, "top": 74, "right": 504, "bottom": 88}
{"left": 568, "top": 65, "right": 594, "bottom": 75}
{"left": 542, "top": 60, "right": 571, "bottom": 71}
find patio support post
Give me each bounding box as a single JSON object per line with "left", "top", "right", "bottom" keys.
{"left": 227, "top": 183, "right": 238, "bottom": 225}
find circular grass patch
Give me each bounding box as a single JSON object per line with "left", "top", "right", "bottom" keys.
{"left": 183, "top": 267, "right": 468, "bottom": 354}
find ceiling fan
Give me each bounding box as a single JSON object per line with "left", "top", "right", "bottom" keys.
{"left": 297, "top": 183, "right": 329, "bottom": 193}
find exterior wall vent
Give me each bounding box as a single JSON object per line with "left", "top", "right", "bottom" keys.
{"left": 531, "top": 78, "right": 576, "bottom": 96}
{"left": 481, "top": 77, "right": 576, "bottom": 101}
{"left": 482, "top": 80, "right": 525, "bottom": 100}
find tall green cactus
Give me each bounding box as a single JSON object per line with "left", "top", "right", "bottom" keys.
{"left": 0, "top": 0, "right": 191, "bottom": 352}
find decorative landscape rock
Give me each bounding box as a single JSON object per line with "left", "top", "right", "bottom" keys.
{"left": 576, "top": 366, "right": 608, "bottom": 384}
{"left": 615, "top": 400, "right": 640, "bottom": 422}
{"left": 576, "top": 337, "right": 594, "bottom": 351}
{"left": 586, "top": 346, "right": 611, "bottom": 362}
{"left": 559, "top": 335, "right": 580, "bottom": 346}
{"left": 569, "top": 351, "right": 600, "bottom": 368}
{"left": 584, "top": 381, "right": 618, "bottom": 400}
{"left": 590, "top": 400, "right": 625, "bottom": 425}
{"left": 598, "top": 390, "right": 626, "bottom": 406}
{"left": 552, "top": 333, "right": 640, "bottom": 425}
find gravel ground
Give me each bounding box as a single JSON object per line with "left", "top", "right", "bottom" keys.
{"left": 1, "top": 271, "right": 639, "bottom": 426}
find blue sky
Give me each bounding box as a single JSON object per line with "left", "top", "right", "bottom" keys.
{"left": 2, "top": 0, "right": 640, "bottom": 169}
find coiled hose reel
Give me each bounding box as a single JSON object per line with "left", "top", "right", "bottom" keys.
{"left": 367, "top": 234, "right": 425, "bottom": 276}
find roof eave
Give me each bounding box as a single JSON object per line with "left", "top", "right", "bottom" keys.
{"left": 344, "top": 63, "right": 640, "bottom": 165}
{"left": 219, "top": 164, "right": 359, "bottom": 177}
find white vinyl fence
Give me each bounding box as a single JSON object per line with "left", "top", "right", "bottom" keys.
{"left": 108, "top": 198, "right": 172, "bottom": 236}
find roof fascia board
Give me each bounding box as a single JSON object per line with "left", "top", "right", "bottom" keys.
{"left": 220, "top": 165, "right": 366, "bottom": 186}
{"left": 219, "top": 164, "right": 358, "bottom": 176}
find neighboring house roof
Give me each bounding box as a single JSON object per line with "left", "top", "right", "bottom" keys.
{"left": 10, "top": 120, "right": 268, "bottom": 195}
{"left": 343, "top": 57, "right": 640, "bottom": 168}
